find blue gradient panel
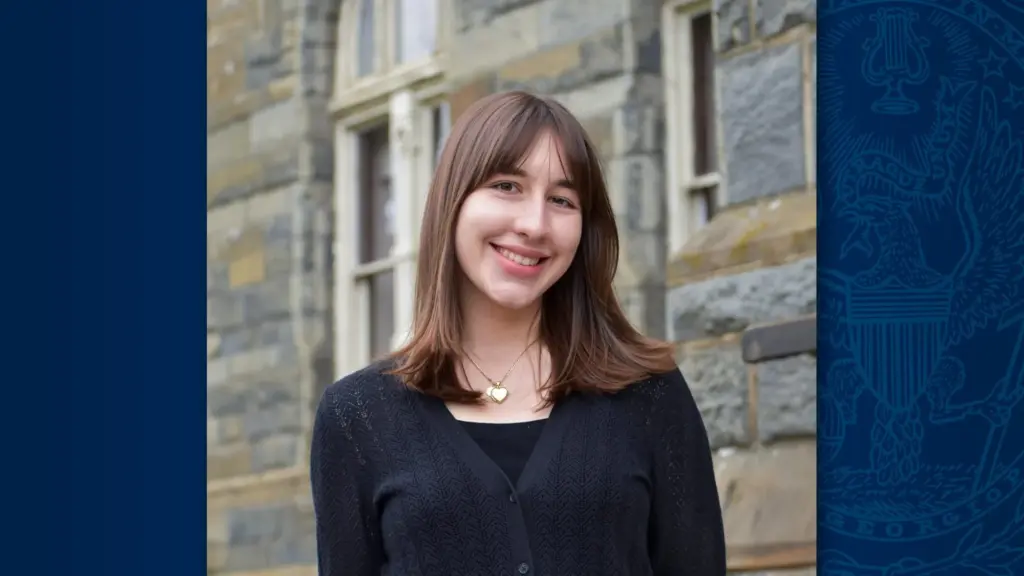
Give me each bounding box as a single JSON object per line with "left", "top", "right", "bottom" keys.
{"left": 819, "top": 0, "right": 1024, "bottom": 573}
{"left": 14, "top": 0, "right": 206, "bottom": 574}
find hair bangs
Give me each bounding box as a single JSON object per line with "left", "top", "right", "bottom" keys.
{"left": 461, "top": 96, "right": 597, "bottom": 212}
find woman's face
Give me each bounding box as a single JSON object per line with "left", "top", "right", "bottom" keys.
{"left": 454, "top": 130, "right": 583, "bottom": 311}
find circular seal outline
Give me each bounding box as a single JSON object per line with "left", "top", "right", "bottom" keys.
{"left": 818, "top": 0, "right": 1024, "bottom": 541}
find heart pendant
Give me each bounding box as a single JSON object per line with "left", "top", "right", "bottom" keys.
{"left": 486, "top": 384, "right": 509, "bottom": 404}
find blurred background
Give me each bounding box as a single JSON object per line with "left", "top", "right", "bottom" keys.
{"left": 207, "top": 0, "right": 817, "bottom": 574}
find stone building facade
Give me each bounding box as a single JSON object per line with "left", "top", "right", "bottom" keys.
{"left": 206, "top": 0, "right": 818, "bottom": 574}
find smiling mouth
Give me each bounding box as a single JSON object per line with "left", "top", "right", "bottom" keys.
{"left": 491, "top": 244, "right": 547, "bottom": 267}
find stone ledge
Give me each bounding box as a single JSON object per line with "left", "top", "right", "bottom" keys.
{"left": 668, "top": 190, "right": 815, "bottom": 286}
{"left": 742, "top": 315, "right": 817, "bottom": 363}
{"left": 208, "top": 467, "right": 307, "bottom": 499}
{"left": 728, "top": 540, "right": 816, "bottom": 572}
{"left": 210, "top": 567, "right": 316, "bottom": 576}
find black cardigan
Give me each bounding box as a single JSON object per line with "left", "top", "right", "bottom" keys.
{"left": 310, "top": 362, "right": 726, "bottom": 576}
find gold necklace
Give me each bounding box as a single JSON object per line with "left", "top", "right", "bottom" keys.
{"left": 463, "top": 340, "right": 537, "bottom": 404}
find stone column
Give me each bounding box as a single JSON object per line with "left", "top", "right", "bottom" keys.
{"left": 389, "top": 90, "right": 420, "bottom": 349}
{"left": 205, "top": 0, "right": 338, "bottom": 573}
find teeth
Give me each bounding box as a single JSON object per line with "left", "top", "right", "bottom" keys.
{"left": 497, "top": 247, "right": 541, "bottom": 266}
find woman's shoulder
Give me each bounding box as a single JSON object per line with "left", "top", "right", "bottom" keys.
{"left": 317, "top": 358, "right": 411, "bottom": 426}
{"left": 620, "top": 366, "right": 691, "bottom": 403}
{"left": 612, "top": 367, "right": 704, "bottom": 425}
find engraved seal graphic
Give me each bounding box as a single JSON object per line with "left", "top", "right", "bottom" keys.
{"left": 818, "top": 0, "right": 1024, "bottom": 574}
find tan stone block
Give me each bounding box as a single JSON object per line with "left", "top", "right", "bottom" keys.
{"left": 208, "top": 333, "right": 222, "bottom": 357}
{"left": 208, "top": 158, "right": 264, "bottom": 205}
{"left": 498, "top": 41, "right": 582, "bottom": 85}
{"left": 448, "top": 76, "right": 496, "bottom": 122}
{"left": 210, "top": 90, "right": 265, "bottom": 133}
{"left": 267, "top": 76, "right": 296, "bottom": 102}
{"left": 218, "top": 416, "right": 244, "bottom": 444}
{"left": 208, "top": 37, "right": 247, "bottom": 106}
{"left": 207, "top": 541, "right": 228, "bottom": 572}
{"left": 207, "top": 0, "right": 262, "bottom": 29}
{"left": 229, "top": 250, "right": 266, "bottom": 287}
{"left": 450, "top": 3, "right": 543, "bottom": 79}
{"left": 208, "top": 443, "right": 253, "bottom": 481}
{"left": 208, "top": 506, "right": 229, "bottom": 544}
{"left": 579, "top": 115, "right": 613, "bottom": 157}
{"left": 668, "top": 191, "right": 816, "bottom": 285}
{"left": 715, "top": 441, "right": 817, "bottom": 571}
{"left": 219, "top": 566, "right": 318, "bottom": 576}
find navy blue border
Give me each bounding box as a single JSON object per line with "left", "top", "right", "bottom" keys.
{"left": 819, "top": 0, "right": 1024, "bottom": 573}
{"left": 12, "top": 1, "right": 206, "bottom": 573}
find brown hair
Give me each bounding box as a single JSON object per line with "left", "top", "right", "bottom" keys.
{"left": 387, "top": 91, "right": 676, "bottom": 404}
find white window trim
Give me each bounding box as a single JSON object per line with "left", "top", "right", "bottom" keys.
{"left": 331, "top": 0, "right": 451, "bottom": 379}
{"left": 661, "top": 0, "right": 725, "bottom": 255}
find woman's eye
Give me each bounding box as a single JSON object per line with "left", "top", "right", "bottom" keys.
{"left": 551, "top": 196, "right": 577, "bottom": 209}
{"left": 493, "top": 182, "right": 517, "bottom": 193}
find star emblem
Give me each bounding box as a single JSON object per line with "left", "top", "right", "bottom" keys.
{"left": 980, "top": 49, "right": 1007, "bottom": 78}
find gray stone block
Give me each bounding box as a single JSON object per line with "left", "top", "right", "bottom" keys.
{"left": 266, "top": 532, "right": 317, "bottom": 566}
{"left": 243, "top": 402, "right": 303, "bottom": 442}
{"left": 224, "top": 544, "right": 270, "bottom": 572}
{"left": 208, "top": 293, "right": 245, "bottom": 331}
{"left": 228, "top": 504, "right": 287, "bottom": 546}
{"left": 251, "top": 434, "right": 300, "bottom": 472}
{"left": 209, "top": 375, "right": 299, "bottom": 424}
{"left": 257, "top": 318, "right": 293, "bottom": 347}
{"left": 537, "top": 0, "right": 628, "bottom": 48}
{"left": 217, "top": 327, "right": 251, "bottom": 358}
{"left": 757, "top": 353, "right": 817, "bottom": 442}
{"left": 225, "top": 503, "right": 315, "bottom": 570}
{"left": 680, "top": 345, "right": 749, "bottom": 449}
{"left": 209, "top": 385, "right": 246, "bottom": 418}
{"left": 715, "top": 0, "right": 752, "bottom": 51}
{"left": 718, "top": 41, "right": 806, "bottom": 205}
{"left": 241, "top": 279, "right": 291, "bottom": 324}
{"left": 208, "top": 262, "right": 231, "bottom": 295}
{"left": 756, "top": 0, "right": 816, "bottom": 39}
{"left": 454, "top": 0, "right": 543, "bottom": 31}
{"left": 668, "top": 257, "right": 817, "bottom": 341}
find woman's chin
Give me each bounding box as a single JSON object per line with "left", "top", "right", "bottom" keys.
{"left": 482, "top": 288, "right": 542, "bottom": 312}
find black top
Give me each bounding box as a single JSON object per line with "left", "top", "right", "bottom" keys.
{"left": 459, "top": 419, "right": 548, "bottom": 485}
{"left": 310, "top": 361, "right": 726, "bottom": 576}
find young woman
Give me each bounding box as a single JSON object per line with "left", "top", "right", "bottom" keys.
{"left": 311, "top": 91, "right": 726, "bottom": 575}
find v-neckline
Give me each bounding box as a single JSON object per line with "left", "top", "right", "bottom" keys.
{"left": 421, "top": 393, "right": 575, "bottom": 497}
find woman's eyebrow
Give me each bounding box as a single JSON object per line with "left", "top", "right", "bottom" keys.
{"left": 498, "top": 167, "right": 576, "bottom": 190}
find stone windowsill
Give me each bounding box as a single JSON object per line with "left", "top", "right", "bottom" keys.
{"left": 668, "top": 190, "right": 816, "bottom": 286}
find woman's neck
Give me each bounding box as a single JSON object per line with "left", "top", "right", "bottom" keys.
{"left": 459, "top": 285, "right": 542, "bottom": 358}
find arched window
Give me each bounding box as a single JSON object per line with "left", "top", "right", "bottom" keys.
{"left": 331, "top": 0, "right": 450, "bottom": 376}
{"left": 340, "top": 0, "right": 444, "bottom": 88}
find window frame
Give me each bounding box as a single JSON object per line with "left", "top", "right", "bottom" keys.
{"left": 330, "top": 0, "right": 450, "bottom": 118}
{"left": 661, "top": 0, "right": 725, "bottom": 255}
{"left": 331, "top": 0, "right": 452, "bottom": 378}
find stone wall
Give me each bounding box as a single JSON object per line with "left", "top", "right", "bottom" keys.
{"left": 667, "top": 0, "right": 818, "bottom": 573}
{"left": 207, "top": 0, "right": 336, "bottom": 573}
